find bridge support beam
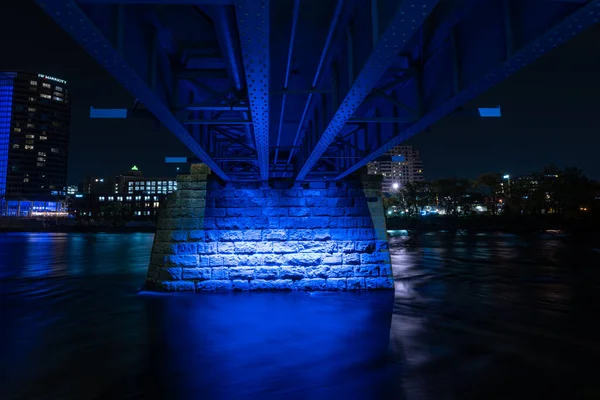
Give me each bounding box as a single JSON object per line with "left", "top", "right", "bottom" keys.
{"left": 145, "top": 165, "right": 392, "bottom": 291}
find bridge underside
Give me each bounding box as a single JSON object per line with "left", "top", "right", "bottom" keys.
{"left": 35, "top": 0, "right": 600, "bottom": 290}
{"left": 36, "top": 0, "right": 600, "bottom": 183}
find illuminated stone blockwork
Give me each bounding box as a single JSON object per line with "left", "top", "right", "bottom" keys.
{"left": 145, "top": 164, "right": 392, "bottom": 291}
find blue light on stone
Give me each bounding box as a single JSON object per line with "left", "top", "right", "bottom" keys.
{"left": 146, "top": 164, "right": 393, "bottom": 292}
{"left": 0, "top": 72, "right": 16, "bottom": 198}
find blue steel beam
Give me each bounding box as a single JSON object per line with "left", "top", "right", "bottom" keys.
{"left": 234, "top": 0, "right": 270, "bottom": 181}
{"left": 295, "top": 0, "right": 441, "bottom": 181}
{"left": 36, "top": 0, "right": 230, "bottom": 180}
{"left": 336, "top": 0, "right": 600, "bottom": 180}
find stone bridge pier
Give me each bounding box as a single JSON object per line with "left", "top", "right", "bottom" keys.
{"left": 145, "top": 164, "right": 393, "bottom": 291}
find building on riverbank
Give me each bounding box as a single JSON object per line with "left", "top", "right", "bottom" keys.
{"left": 0, "top": 71, "right": 70, "bottom": 216}
{"left": 367, "top": 145, "right": 424, "bottom": 193}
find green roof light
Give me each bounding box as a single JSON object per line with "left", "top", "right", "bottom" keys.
{"left": 131, "top": 165, "right": 139, "bottom": 171}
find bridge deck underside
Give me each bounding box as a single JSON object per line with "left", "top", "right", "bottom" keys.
{"left": 36, "top": 0, "right": 600, "bottom": 182}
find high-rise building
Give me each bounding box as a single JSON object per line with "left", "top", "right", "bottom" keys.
{"left": 367, "top": 145, "right": 424, "bottom": 193}
{"left": 0, "top": 71, "right": 70, "bottom": 215}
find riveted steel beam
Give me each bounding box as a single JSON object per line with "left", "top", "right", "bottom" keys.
{"left": 35, "top": 0, "right": 230, "bottom": 180}
{"left": 336, "top": 0, "right": 600, "bottom": 180}
{"left": 234, "top": 0, "right": 270, "bottom": 181}
{"left": 296, "top": 0, "right": 441, "bottom": 181}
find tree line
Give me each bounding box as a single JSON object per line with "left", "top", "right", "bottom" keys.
{"left": 383, "top": 165, "right": 599, "bottom": 221}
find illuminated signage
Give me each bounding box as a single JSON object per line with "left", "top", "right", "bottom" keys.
{"left": 37, "top": 74, "right": 67, "bottom": 85}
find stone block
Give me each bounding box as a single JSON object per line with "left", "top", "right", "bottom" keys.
{"left": 298, "top": 241, "right": 336, "bottom": 253}
{"left": 190, "top": 164, "right": 210, "bottom": 175}
{"left": 347, "top": 278, "right": 366, "bottom": 290}
{"left": 272, "top": 242, "right": 298, "bottom": 254}
{"left": 263, "top": 254, "right": 283, "bottom": 265}
{"left": 327, "top": 198, "right": 353, "bottom": 207}
{"left": 365, "top": 277, "right": 394, "bottom": 290}
{"left": 303, "top": 189, "right": 327, "bottom": 197}
{"left": 176, "top": 243, "right": 197, "bottom": 254}
{"left": 197, "top": 243, "right": 218, "bottom": 254}
{"left": 207, "top": 255, "right": 223, "bottom": 266}
{"left": 243, "top": 230, "right": 262, "bottom": 241}
{"left": 342, "top": 253, "right": 360, "bottom": 265}
{"left": 220, "top": 230, "right": 243, "bottom": 241}
{"left": 196, "top": 280, "right": 233, "bottom": 291}
{"left": 229, "top": 267, "right": 255, "bottom": 280}
{"left": 329, "top": 265, "right": 354, "bottom": 278}
{"left": 250, "top": 279, "right": 294, "bottom": 291}
{"left": 313, "top": 207, "right": 344, "bottom": 217}
{"left": 305, "top": 198, "right": 328, "bottom": 207}
{"left": 221, "top": 254, "right": 242, "bottom": 266}
{"left": 188, "top": 230, "right": 205, "bottom": 242}
{"left": 308, "top": 182, "right": 327, "bottom": 189}
{"left": 227, "top": 208, "right": 262, "bottom": 217}
{"left": 232, "top": 280, "right": 251, "bottom": 291}
{"left": 278, "top": 198, "right": 305, "bottom": 207}
{"left": 279, "top": 266, "right": 306, "bottom": 280}
{"left": 355, "top": 241, "right": 376, "bottom": 253}
{"left": 284, "top": 253, "right": 321, "bottom": 266}
{"left": 182, "top": 268, "right": 211, "bottom": 280}
{"left": 288, "top": 229, "right": 314, "bottom": 241}
{"left": 178, "top": 190, "right": 206, "bottom": 199}
{"left": 157, "top": 218, "right": 181, "bottom": 230}
{"left": 262, "top": 207, "right": 288, "bottom": 217}
{"left": 158, "top": 267, "right": 182, "bottom": 281}
{"left": 204, "top": 231, "right": 219, "bottom": 241}
{"left": 236, "top": 189, "right": 264, "bottom": 198}
{"left": 338, "top": 241, "right": 355, "bottom": 253}
{"left": 360, "top": 252, "right": 391, "bottom": 265}
{"left": 254, "top": 267, "right": 280, "bottom": 280}
{"left": 165, "top": 255, "right": 199, "bottom": 268}
{"left": 306, "top": 266, "right": 332, "bottom": 279}
{"left": 180, "top": 218, "right": 199, "bottom": 230}
{"left": 322, "top": 255, "right": 342, "bottom": 265}
{"left": 288, "top": 207, "right": 310, "bottom": 217}
{"left": 313, "top": 229, "right": 332, "bottom": 241}
{"left": 354, "top": 265, "right": 380, "bottom": 277}
{"left": 170, "top": 230, "right": 188, "bottom": 242}
{"left": 296, "top": 278, "right": 327, "bottom": 291}
{"left": 154, "top": 230, "right": 172, "bottom": 243}
{"left": 235, "top": 242, "right": 256, "bottom": 254}
{"left": 255, "top": 242, "right": 273, "bottom": 253}
{"left": 262, "top": 229, "right": 287, "bottom": 241}
{"left": 325, "top": 278, "right": 347, "bottom": 291}
{"left": 162, "top": 281, "right": 195, "bottom": 291}
{"left": 211, "top": 268, "right": 229, "bottom": 280}
{"left": 217, "top": 242, "right": 235, "bottom": 253}
{"left": 205, "top": 207, "right": 226, "bottom": 217}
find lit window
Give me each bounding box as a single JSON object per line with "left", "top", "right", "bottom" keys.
{"left": 99, "top": 197, "right": 105, "bottom": 201}
{"left": 55, "top": 86, "right": 63, "bottom": 92}
{"left": 144, "top": 196, "right": 150, "bottom": 201}
{"left": 135, "top": 196, "right": 141, "bottom": 201}
{"left": 51, "top": 148, "right": 59, "bottom": 153}
{"left": 40, "top": 136, "right": 47, "bottom": 140}
{"left": 30, "top": 80, "right": 37, "bottom": 85}
{"left": 42, "top": 83, "right": 51, "bottom": 88}
{"left": 128, "top": 182, "right": 132, "bottom": 186}
{"left": 12, "top": 144, "right": 19, "bottom": 149}
{"left": 37, "top": 162, "right": 45, "bottom": 167}
{"left": 27, "top": 123, "right": 34, "bottom": 128}
{"left": 53, "top": 97, "right": 63, "bottom": 102}
{"left": 37, "top": 157, "right": 46, "bottom": 162}
{"left": 25, "top": 134, "right": 34, "bottom": 139}
{"left": 24, "top": 145, "right": 34, "bottom": 150}
{"left": 29, "top": 96, "right": 35, "bottom": 102}
{"left": 117, "top": 196, "right": 123, "bottom": 201}
{"left": 40, "top": 94, "right": 51, "bottom": 99}
{"left": 108, "top": 196, "right": 114, "bottom": 201}
{"left": 14, "top": 128, "right": 21, "bottom": 132}
{"left": 23, "top": 178, "right": 29, "bottom": 183}
{"left": 38, "top": 151, "right": 46, "bottom": 156}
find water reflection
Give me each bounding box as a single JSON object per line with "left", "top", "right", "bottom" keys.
{"left": 1, "top": 232, "right": 600, "bottom": 399}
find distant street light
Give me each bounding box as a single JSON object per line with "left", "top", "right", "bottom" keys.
{"left": 503, "top": 174, "right": 510, "bottom": 180}
{"left": 393, "top": 183, "right": 399, "bottom": 190}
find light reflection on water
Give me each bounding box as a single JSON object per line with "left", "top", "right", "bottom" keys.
{"left": 1, "top": 232, "right": 600, "bottom": 399}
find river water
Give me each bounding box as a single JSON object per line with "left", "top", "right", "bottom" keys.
{"left": 1, "top": 232, "right": 600, "bottom": 399}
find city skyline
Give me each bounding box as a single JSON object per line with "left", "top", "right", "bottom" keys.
{"left": 2, "top": 1, "right": 600, "bottom": 184}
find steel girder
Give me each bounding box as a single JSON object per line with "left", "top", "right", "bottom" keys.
{"left": 334, "top": 0, "right": 600, "bottom": 180}
{"left": 295, "top": 0, "right": 441, "bottom": 181}
{"left": 234, "top": 0, "right": 270, "bottom": 182}
{"left": 35, "top": 0, "right": 231, "bottom": 180}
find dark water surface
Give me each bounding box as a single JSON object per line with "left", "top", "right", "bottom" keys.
{"left": 1, "top": 232, "right": 600, "bottom": 399}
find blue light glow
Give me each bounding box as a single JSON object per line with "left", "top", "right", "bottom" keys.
{"left": 0, "top": 73, "right": 16, "bottom": 198}
{"left": 89, "top": 106, "right": 127, "bottom": 119}
{"left": 478, "top": 106, "right": 502, "bottom": 118}
{"left": 165, "top": 157, "right": 188, "bottom": 164}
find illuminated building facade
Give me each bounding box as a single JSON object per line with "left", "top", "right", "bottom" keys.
{"left": 0, "top": 71, "right": 70, "bottom": 216}
{"left": 115, "top": 165, "right": 178, "bottom": 195}
{"left": 367, "top": 145, "right": 424, "bottom": 193}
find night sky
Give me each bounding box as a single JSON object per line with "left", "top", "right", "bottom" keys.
{"left": 2, "top": 1, "right": 600, "bottom": 184}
